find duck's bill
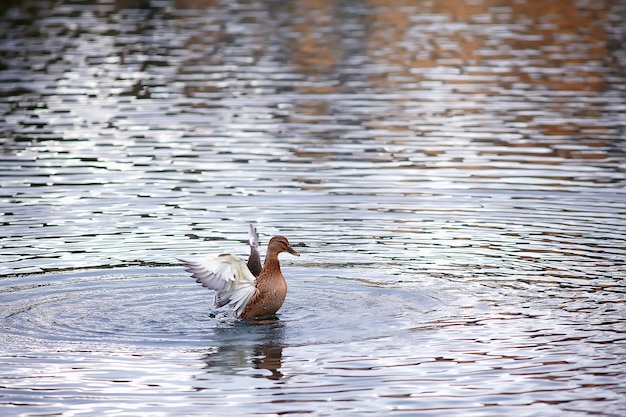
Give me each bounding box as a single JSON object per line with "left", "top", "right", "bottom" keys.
{"left": 288, "top": 247, "right": 300, "bottom": 256}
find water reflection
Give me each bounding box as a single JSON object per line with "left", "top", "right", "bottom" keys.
{"left": 252, "top": 343, "right": 284, "bottom": 380}
{"left": 199, "top": 318, "right": 286, "bottom": 381}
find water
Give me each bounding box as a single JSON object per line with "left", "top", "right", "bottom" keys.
{"left": 1, "top": 0, "right": 625, "bottom": 415}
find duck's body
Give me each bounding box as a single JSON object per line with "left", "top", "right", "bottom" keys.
{"left": 240, "top": 252, "right": 289, "bottom": 319}
{"left": 178, "top": 226, "right": 299, "bottom": 319}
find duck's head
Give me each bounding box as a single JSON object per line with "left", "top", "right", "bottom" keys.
{"left": 268, "top": 235, "right": 300, "bottom": 256}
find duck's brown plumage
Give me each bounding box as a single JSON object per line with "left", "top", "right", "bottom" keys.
{"left": 240, "top": 236, "right": 298, "bottom": 319}
{"left": 178, "top": 229, "right": 299, "bottom": 319}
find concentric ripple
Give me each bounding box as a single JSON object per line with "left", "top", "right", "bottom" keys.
{"left": 1, "top": 269, "right": 201, "bottom": 349}
{"left": 0, "top": 267, "right": 446, "bottom": 351}
{"left": 3, "top": 266, "right": 624, "bottom": 416}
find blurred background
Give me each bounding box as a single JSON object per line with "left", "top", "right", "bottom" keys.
{"left": 1, "top": 0, "right": 624, "bottom": 275}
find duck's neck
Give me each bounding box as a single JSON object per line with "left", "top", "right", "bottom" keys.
{"left": 261, "top": 251, "right": 281, "bottom": 276}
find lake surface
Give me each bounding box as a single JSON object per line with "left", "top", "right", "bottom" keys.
{"left": 1, "top": 0, "right": 625, "bottom": 415}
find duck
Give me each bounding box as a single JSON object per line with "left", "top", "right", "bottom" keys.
{"left": 177, "top": 225, "right": 300, "bottom": 319}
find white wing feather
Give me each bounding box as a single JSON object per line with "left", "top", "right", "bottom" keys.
{"left": 177, "top": 254, "right": 256, "bottom": 317}
{"left": 248, "top": 224, "right": 260, "bottom": 250}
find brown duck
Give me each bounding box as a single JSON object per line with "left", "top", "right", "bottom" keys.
{"left": 178, "top": 225, "right": 300, "bottom": 319}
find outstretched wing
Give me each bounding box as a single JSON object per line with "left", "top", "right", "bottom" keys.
{"left": 247, "top": 224, "right": 262, "bottom": 277}
{"left": 177, "top": 254, "right": 256, "bottom": 317}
